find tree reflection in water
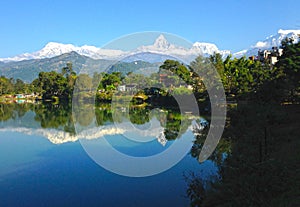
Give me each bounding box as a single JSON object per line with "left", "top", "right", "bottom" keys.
{"left": 0, "top": 102, "right": 201, "bottom": 142}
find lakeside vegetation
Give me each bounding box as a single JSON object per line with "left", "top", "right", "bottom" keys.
{"left": 0, "top": 40, "right": 281, "bottom": 105}
{"left": 185, "top": 38, "right": 300, "bottom": 206}
{"left": 0, "top": 37, "right": 299, "bottom": 206}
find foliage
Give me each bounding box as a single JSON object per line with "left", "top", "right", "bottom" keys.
{"left": 36, "top": 71, "right": 69, "bottom": 100}
{"left": 122, "top": 73, "right": 153, "bottom": 89}
{"left": 34, "top": 102, "right": 75, "bottom": 134}
{"left": 33, "top": 63, "right": 77, "bottom": 100}
{"left": 275, "top": 38, "right": 300, "bottom": 102}
{"left": 186, "top": 38, "right": 300, "bottom": 207}
{"left": 193, "top": 103, "right": 300, "bottom": 207}
{"left": 170, "top": 86, "right": 193, "bottom": 95}
{"left": 75, "top": 73, "right": 93, "bottom": 92}
{"left": 0, "top": 76, "right": 14, "bottom": 95}
{"left": 98, "top": 72, "right": 122, "bottom": 90}
{"left": 159, "top": 60, "right": 192, "bottom": 85}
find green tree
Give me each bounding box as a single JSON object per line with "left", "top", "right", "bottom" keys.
{"left": 61, "top": 62, "right": 74, "bottom": 78}
{"left": 99, "top": 72, "right": 122, "bottom": 90}
{"left": 185, "top": 38, "right": 300, "bottom": 207}
{"left": 160, "top": 60, "right": 192, "bottom": 85}
{"left": 275, "top": 37, "right": 300, "bottom": 102}
{"left": 92, "top": 72, "right": 103, "bottom": 89}
{"left": 221, "top": 56, "right": 270, "bottom": 96}
{"left": 122, "top": 73, "right": 152, "bottom": 89}
{"left": 14, "top": 79, "right": 27, "bottom": 94}
{"left": 75, "top": 73, "right": 93, "bottom": 92}
{"left": 37, "top": 71, "right": 68, "bottom": 100}
{"left": 209, "top": 53, "right": 225, "bottom": 77}
{"left": 0, "top": 76, "right": 14, "bottom": 95}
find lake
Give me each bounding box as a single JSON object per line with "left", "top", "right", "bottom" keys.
{"left": 0, "top": 102, "right": 220, "bottom": 207}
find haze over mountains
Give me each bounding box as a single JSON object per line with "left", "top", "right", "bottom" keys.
{"left": 0, "top": 29, "right": 299, "bottom": 82}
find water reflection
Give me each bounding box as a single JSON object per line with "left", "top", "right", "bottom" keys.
{"left": 0, "top": 102, "right": 228, "bottom": 205}
{"left": 0, "top": 102, "right": 228, "bottom": 170}
{"left": 0, "top": 102, "right": 205, "bottom": 145}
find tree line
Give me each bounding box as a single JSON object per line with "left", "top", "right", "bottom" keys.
{"left": 1, "top": 37, "right": 299, "bottom": 105}
{"left": 185, "top": 37, "right": 300, "bottom": 206}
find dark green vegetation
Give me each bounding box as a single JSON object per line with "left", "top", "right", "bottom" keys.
{"left": 0, "top": 101, "right": 195, "bottom": 142}
{"left": 0, "top": 45, "right": 274, "bottom": 104}
{"left": 1, "top": 37, "right": 299, "bottom": 206}
{"left": 186, "top": 38, "right": 300, "bottom": 206}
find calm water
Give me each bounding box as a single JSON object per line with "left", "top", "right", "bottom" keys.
{"left": 0, "top": 102, "right": 218, "bottom": 207}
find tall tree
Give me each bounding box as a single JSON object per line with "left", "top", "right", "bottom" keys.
{"left": 275, "top": 37, "right": 300, "bottom": 101}
{"left": 37, "top": 71, "right": 68, "bottom": 100}
{"left": 0, "top": 76, "right": 14, "bottom": 95}
{"left": 160, "top": 60, "right": 192, "bottom": 85}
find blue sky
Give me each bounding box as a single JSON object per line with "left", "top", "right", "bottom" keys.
{"left": 0, "top": 0, "right": 299, "bottom": 57}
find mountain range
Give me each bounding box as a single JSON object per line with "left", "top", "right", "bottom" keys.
{"left": 0, "top": 34, "right": 230, "bottom": 63}
{"left": 0, "top": 29, "right": 299, "bottom": 82}
{"left": 233, "top": 29, "right": 300, "bottom": 57}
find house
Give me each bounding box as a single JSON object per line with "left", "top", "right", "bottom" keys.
{"left": 125, "top": 84, "right": 137, "bottom": 91}
{"left": 117, "top": 85, "right": 126, "bottom": 92}
{"left": 257, "top": 46, "right": 283, "bottom": 65}
{"left": 117, "top": 84, "right": 138, "bottom": 92}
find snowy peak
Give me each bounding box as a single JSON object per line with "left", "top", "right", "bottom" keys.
{"left": 4, "top": 29, "right": 299, "bottom": 63}
{"left": 234, "top": 29, "right": 300, "bottom": 57}
{"left": 191, "top": 42, "right": 230, "bottom": 58}
{"left": 0, "top": 34, "right": 230, "bottom": 62}
{"left": 44, "top": 41, "right": 74, "bottom": 49}
{"left": 137, "top": 34, "right": 174, "bottom": 52}
{"left": 278, "top": 29, "right": 300, "bottom": 35}
{"left": 153, "top": 35, "right": 170, "bottom": 49}
{"left": 137, "top": 36, "right": 229, "bottom": 60}
{"left": 191, "top": 42, "right": 219, "bottom": 54}
{"left": 36, "top": 42, "right": 77, "bottom": 58}
{"left": 253, "top": 29, "right": 300, "bottom": 48}
{"left": 39, "top": 42, "right": 126, "bottom": 59}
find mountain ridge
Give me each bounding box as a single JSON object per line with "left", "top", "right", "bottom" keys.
{"left": 1, "top": 29, "right": 300, "bottom": 63}
{"left": 0, "top": 51, "right": 114, "bottom": 82}
{"left": 233, "top": 29, "right": 300, "bottom": 57}
{"left": 1, "top": 29, "right": 300, "bottom": 83}
{"left": 0, "top": 34, "right": 231, "bottom": 63}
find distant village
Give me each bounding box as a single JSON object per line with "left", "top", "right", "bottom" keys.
{"left": 249, "top": 46, "right": 283, "bottom": 65}
{"left": 1, "top": 93, "right": 39, "bottom": 104}
{"left": 1, "top": 46, "right": 285, "bottom": 104}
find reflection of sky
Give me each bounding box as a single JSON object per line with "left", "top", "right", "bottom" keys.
{"left": 0, "top": 131, "right": 53, "bottom": 177}
{"left": 105, "top": 134, "right": 173, "bottom": 157}
{"left": 0, "top": 130, "right": 217, "bottom": 207}
{"left": 0, "top": 97, "right": 214, "bottom": 204}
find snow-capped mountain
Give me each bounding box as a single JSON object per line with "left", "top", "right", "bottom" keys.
{"left": 153, "top": 34, "right": 171, "bottom": 49}
{"left": 1, "top": 29, "right": 299, "bottom": 63}
{"left": 234, "top": 29, "right": 300, "bottom": 57}
{"left": 0, "top": 34, "right": 230, "bottom": 63}
{"left": 0, "top": 120, "right": 167, "bottom": 145}
{"left": 137, "top": 35, "right": 185, "bottom": 53}
{"left": 1, "top": 42, "right": 126, "bottom": 62}
{"left": 190, "top": 42, "right": 230, "bottom": 58}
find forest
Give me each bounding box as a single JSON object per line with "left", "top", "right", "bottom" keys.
{"left": 185, "top": 38, "right": 300, "bottom": 206}
{"left": 0, "top": 37, "right": 299, "bottom": 206}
